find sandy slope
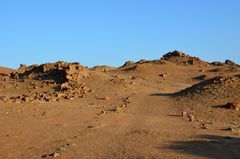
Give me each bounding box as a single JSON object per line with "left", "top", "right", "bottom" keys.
{"left": 0, "top": 66, "right": 14, "bottom": 74}
{"left": 0, "top": 52, "right": 240, "bottom": 159}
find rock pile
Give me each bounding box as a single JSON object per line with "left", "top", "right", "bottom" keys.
{"left": 0, "top": 62, "right": 92, "bottom": 103}
{"left": 161, "top": 50, "right": 207, "bottom": 66}
{"left": 11, "top": 61, "right": 90, "bottom": 83}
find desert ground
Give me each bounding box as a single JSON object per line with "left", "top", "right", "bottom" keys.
{"left": 0, "top": 51, "right": 240, "bottom": 159}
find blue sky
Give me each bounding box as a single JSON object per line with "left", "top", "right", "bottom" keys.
{"left": 0, "top": 0, "right": 240, "bottom": 68}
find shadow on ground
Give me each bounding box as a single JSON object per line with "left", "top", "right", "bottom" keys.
{"left": 150, "top": 92, "right": 176, "bottom": 97}
{"left": 162, "top": 135, "right": 240, "bottom": 159}
{"left": 212, "top": 104, "right": 228, "bottom": 109}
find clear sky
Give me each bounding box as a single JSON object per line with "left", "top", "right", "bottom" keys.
{"left": 0, "top": 0, "right": 240, "bottom": 68}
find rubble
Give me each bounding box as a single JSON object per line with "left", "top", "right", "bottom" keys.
{"left": 161, "top": 50, "right": 207, "bottom": 66}
{"left": 11, "top": 61, "right": 90, "bottom": 83}
{"left": 0, "top": 62, "right": 93, "bottom": 103}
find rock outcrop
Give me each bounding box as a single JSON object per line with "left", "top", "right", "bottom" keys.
{"left": 11, "top": 61, "right": 90, "bottom": 83}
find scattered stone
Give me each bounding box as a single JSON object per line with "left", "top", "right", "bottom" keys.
{"left": 115, "top": 104, "right": 127, "bottom": 112}
{"left": 42, "top": 152, "right": 60, "bottom": 158}
{"left": 87, "top": 125, "right": 94, "bottom": 128}
{"left": 188, "top": 114, "right": 195, "bottom": 122}
{"left": 130, "top": 81, "right": 135, "bottom": 85}
{"left": 53, "top": 152, "right": 60, "bottom": 158}
{"left": 97, "top": 96, "right": 110, "bottom": 100}
{"left": 122, "top": 97, "right": 131, "bottom": 104}
{"left": 88, "top": 89, "right": 95, "bottom": 93}
{"left": 198, "top": 69, "right": 205, "bottom": 72}
{"left": 41, "top": 154, "right": 48, "bottom": 158}
{"left": 131, "top": 76, "right": 137, "bottom": 80}
{"left": 66, "top": 74, "right": 73, "bottom": 80}
{"left": 21, "top": 95, "right": 30, "bottom": 102}
{"left": 230, "top": 127, "right": 240, "bottom": 133}
{"left": 158, "top": 73, "right": 168, "bottom": 78}
{"left": 60, "top": 82, "right": 70, "bottom": 91}
{"left": 224, "top": 127, "right": 240, "bottom": 135}
{"left": 226, "top": 102, "right": 240, "bottom": 111}
{"left": 99, "top": 110, "right": 107, "bottom": 115}
{"left": 201, "top": 123, "right": 209, "bottom": 129}
{"left": 42, "top": 111, "right": 47, "bottom": 116}
{"left": 182, "top": 111, "right": 187, "bottom": 117}
{"left": 33, "top": 86, "right": 38, "bottom": 89}
{"left": 0, "top": 80, "right": 89, "bottom": 103}
{"left": 98, "top": 103, "right": 127, "bottom": 115}
{"left": 0, "top": 96, "right": 9, "bottom": 102}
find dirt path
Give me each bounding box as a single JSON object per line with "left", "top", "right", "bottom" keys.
{"left": 94, "top": 89, "right": 240, "bottom": 159}
{"left": 73, "top": 88, "right": 197, "bottom": 159}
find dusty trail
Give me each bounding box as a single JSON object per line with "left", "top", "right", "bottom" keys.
{"left": 95, "top": 88, "right": 240, "bottom": 159}
{"left": 87, "top": 88, "right": 196, "bottom": 158}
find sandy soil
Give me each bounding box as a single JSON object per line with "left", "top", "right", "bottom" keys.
{"left": 0, "top": 51, "right": 240, "bottom": 159}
